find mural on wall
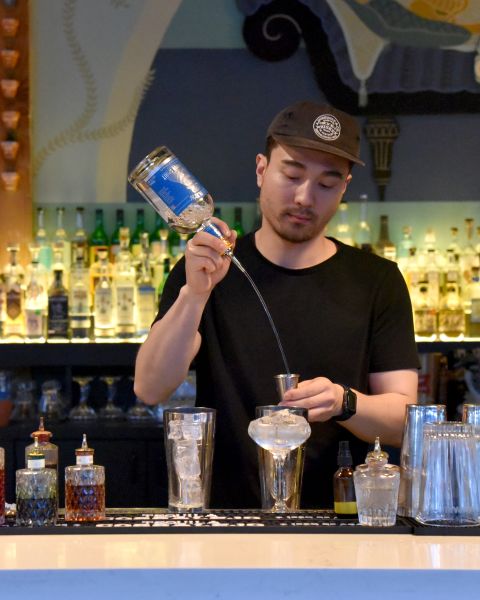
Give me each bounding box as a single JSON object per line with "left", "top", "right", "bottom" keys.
{"left": 239, "top": 0, "right": 480, "bottom": 113}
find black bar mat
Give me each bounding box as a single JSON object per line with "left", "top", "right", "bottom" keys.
{"left": 405, "top": 517, "right": 480, "bottom": 536}
{"left": 0, "top": 508, "right": 412, "bottom": 535}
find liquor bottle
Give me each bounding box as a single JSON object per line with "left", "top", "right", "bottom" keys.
{"left": 375, "top": 215, "right": 396, "bottom": 261}
{"left": 438, "top": 283, "right": 465, "bottom": 339}
{"left": 150, "top": 212, "right": 167, "bottom": 259}
{"left": 158, "top": 256, "right": 171, "bottom": 299}
{"left": 412, "top": 284, "right": 437, "bottom": 338}
{"left": 113, "top": 227, "right": 136, "bottom": 338}
{"left": 16, "top": 439, "right": 57, "bottom": 526}
{"left": 333, "top": 440, "right": 357, "bottom": 518}
{"left": 71, "top": 207, "right": 89, "bottom": 267}
{"left": 424, "top": 248, "right": 441, "bottom": 309}
{"left": 397, "top": 226, "right": 415, "bottom": 268}
{"left": 25, "top": 417, "right": 59, "bottom": 476}
{"left": 89, "top": 208, "right": 109, "bottom": 265}
{"left": 130, "top": 208, "right": 148, "bottom": 259}
{"left": 136, "top": 232, "right": 156, "bottom": 336}
{"left": 69, "top": 246, "right": 91, "bottom": 340}
{"left": 110, "top": 208, "right": 125, "bottom": 262}
{"left": 35, "top": 207, "right": 53, "bottom": 272}
{"left": 65, "top": 434, "right": 106, "bottom": 522}
{"left": 354, "top": 194, "right": 372, "bottom": 252}
{"left": 0, "top": 371, "right": 12, "bottom": 427}
{"left": 232, "top": 206, "right": 245, "bottom": 238}
{"left": 47, "top": 268, "right": 69, "bottom": 340}
{"left": 128, "top": 147, "right": 232, "bottom": 255}
{"left": 54, "top": 206, "right": 71, "bottom": 271}
{"left": 334, "top": 201, "right": 354, "bottom": 246}
{"left": 3, "top": 243, "right": 25, "bottom": 338}
{"left": 0, "top": 445, "right": 4, "bottom": 525}
{"left": 24, "top": 244, "right": 48, "bottom": 342}
{"left": 464, "top": 266, "right": 480, "bottom": 337}
{"left": 460, "top": 218, "right": 477, "bottom": 287}
{"left": 446, "top": 227, "right": 461, "bottom": 262}
{"left": 93, "top": 249, "right": 115, "bottom": 338}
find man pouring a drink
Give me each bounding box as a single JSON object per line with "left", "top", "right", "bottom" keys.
{"left": 133, "top": 100, "right": 419, "bottom": 509}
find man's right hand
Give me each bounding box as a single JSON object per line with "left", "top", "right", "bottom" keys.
{"left": 184, "top": 218, "right": 237, "bottom": 298}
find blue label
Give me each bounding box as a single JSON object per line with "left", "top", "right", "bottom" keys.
{"left": 145, "top": 157, "right": 207, "bottom": 216}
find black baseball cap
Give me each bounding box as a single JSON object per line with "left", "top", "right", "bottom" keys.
{"left": 267, "top": 100, "right": 365, "bottom": 166}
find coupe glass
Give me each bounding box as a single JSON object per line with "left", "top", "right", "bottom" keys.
{"left": 99, "top": 376, "right": 125, "bottom": 420}
{"left": 69, "top": 377, "right": 97, "bottom": 421}
{"left": 248, "top": 408, "right": 311, "bottom": 512}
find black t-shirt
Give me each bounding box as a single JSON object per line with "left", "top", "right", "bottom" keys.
{"left": 157, "top": 233, "right": 419, "bottom": 508}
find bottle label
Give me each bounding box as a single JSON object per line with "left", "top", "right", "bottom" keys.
{"left": 71, "top": 287, "right": 89, "bottom": 315}
{"left": 48, "top": 296, "right": 69, "bottom": 337}
{"left": 76, "top": 455, "right": 93, "bottom": 466}
{"left": 25, "top": 309, "right": 44, "bottom": 337}
{"left": 471, "top": 299, "right": 480, "bottom": 323}
{"left": 145, "top": 156, "right": 207, "bottom": 216}
{"left": 27, "top": 457, "right": 46, "bottom": 469}
{"left": 94, "top": 287, "right": 113, "bottom": 326}
{"left": 115, "top": 285, "right": 135, "bottom": 324}
{"left": 6, "top": 288, "right": 21, "bottom": 320}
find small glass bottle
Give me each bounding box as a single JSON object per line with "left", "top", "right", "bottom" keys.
{"left": 71, "top": 207, "right": 89, "bottom": 267}
{"left": 3, "top": 243, "right": 25, "bottom": 339}
{"left": 113, "top": 227, "right": 136, "bottom": 338}
{"left": 69, "top": 245, "right": 91, "bottom": 340}
{"left": 375, "top": 215, "right": 396, "bottom": 261}
{"left": 333, "top": 440, "right": 357, "bottom": 518}
{"left": 353, "top": 437, "right": 400, "bottom": 527}
{"left": 438, "top": 283, "right": 465, "bottom": 339}
{"left": 128, "top": 146, "right": 232, "bottom": 254}
{"left": 89, "top": 208, "right": 109, "bottom": 265}
{"left": 110, "top": 208, "right": 125, "bottom": 262}
{"left": 412, "top": 284, "right": 437, "bottom": 338}
{"left": 16, "top": 441, "right": 57, "bottom": 526}
{"left": 93, "top": 250, "right": 115, "bottom": 338}
{"left": 136, "top": 232, "right": 156, "bottom": 336}
{"left": 25, "top": 418, "right": 59, "bottom": 475}
{"left": 65, "top": 434, "right": 106, "bottom": 522}
{"left": 47, "top": 268, "right": 69, "bottom": 340}
{"left": 0, "top": 445, "right": 4, "bottom": 525}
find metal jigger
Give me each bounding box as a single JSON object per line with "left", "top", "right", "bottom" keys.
{"left": 274, "top": 373, "right": 300, "bottom": 402}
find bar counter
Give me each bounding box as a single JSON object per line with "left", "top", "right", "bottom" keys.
{"left": 1, "top": 528, "right": 480, "bottom": 599}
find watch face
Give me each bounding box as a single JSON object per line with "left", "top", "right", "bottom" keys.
{"left": 345, "top": 388, "right": 357, "bottom": 413}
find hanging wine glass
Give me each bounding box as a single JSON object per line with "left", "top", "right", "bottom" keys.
{"left": 69, "top": 376, "right": 97, "bottom": 421}
{"left": 99, "top": 376, "right": 125, "bottom": 420}
{"left": 126, "top": 396, "right": 155, "bottom": 422}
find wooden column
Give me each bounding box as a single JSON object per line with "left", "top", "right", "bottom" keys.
{"left": 0, "top": 0, "right": 31, "bottom": 267}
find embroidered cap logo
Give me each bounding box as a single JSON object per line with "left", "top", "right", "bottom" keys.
{"left": 312, "top": 114, "right": 341, "bottom": 142}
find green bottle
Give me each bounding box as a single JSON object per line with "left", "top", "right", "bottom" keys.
{"left": 110, "top": 209, "right": 125, "bottom": 262}
{"left": 131, "top": 208, "right": 148, "bottom": 259}
{"left": 232, "top": 206, "right": 245, "bottom": 238}
{"left": 89, "top": 209, "right": 109, "bottom": 265}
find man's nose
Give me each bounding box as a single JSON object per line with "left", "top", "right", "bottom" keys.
{"left": 294, "top": 180, "right": 314, "bottom": 206}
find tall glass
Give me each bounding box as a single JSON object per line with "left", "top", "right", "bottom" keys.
{"left": 163, "top": 407, "right": 216, "bottom": 512}
{"left": 248, "top": 407, "right": 311, "bottom": 513}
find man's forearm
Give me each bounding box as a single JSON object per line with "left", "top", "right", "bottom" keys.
{"left": 134, "top": 285, "right": 209, "bottom": 405}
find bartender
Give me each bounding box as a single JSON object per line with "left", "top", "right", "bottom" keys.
{"left": 134, "top": 100, "right": 419, "bottom": 508}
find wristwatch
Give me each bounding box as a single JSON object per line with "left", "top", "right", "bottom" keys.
{"left": 331, "top": 384, "right": 357, "bottom": 422}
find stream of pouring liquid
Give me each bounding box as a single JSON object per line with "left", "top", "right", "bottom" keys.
{"left": 231, "top": 255, "right": 291, "bottom": 376}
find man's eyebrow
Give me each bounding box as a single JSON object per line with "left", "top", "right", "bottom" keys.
{"left": 281, "top": 159, "right": 345, "bottom": 179}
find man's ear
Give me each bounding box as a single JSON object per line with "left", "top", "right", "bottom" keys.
{"left": 256, "top": 154, "right": 267, "bottom": 188}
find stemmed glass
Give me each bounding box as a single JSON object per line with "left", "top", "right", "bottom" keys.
{"left": 248, "top": 408, "right": 311, "bottom": 512}
{"left": 69, "top": 376, "right": 97, "bottom": 421}
{"left": 99, "top": 376, "right": 125, "bottom": 420}
{"left": 126, "top": 396, "right": 155, "bottom": 421}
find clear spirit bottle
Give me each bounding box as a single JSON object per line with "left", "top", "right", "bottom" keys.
{"left": 128, "top": 146, "right": 232, "bottom": 254}
{"left": 130, "top": 208, "right": 147, "bottom": 259}
{"left": 54, "top": 206, "right": 71, "bottom": 271}
{"left": 464, "top": 266, "right": 480, "bottom": 338}
{"left": 412, "top": 284, "right": 437, "bottom": 339}
{"left": 65, "top": 434, "right": 106, "bottom": 522}
{"left": 16, "top": 441, "right": 57, "bottom": 526}
{"left": 3, "top": 243, "right": 25, "bottom": 339}
{"left": 93, "top": 249, "right": 115, "bottom": 338}
{"left": 24, "top": 244, "right": 48, "bottom": 342}
{"left": 113, "top": 227, "right": 136, "bottom": 338}
{"left": 47, "top": 268, "right": 69, "bottom": 340}
{"left": 136, "top": 232, "right": 156, "bottom": 336}
{"left": 460, "top": 218, "right": 477, "bottom": 288}
{"left": 438, "top": 283, "right": 465, "bottom": 339}
{"left": 89, "top": 208, "right": 109, "bottom": 265}
{"left": 71, "top": 207, "right": 89, "bottom": 267}
{"left": 397, "top": 226, "right": 415, "bottom": 277}
{"left": 35, "top": 207, "right": 53, "bottom": 272}
{"left": 150, "top": 212, "right": 169, "bottom": 262}
{"left": 69, "top": 246, "right": 91, "bottom": 340}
